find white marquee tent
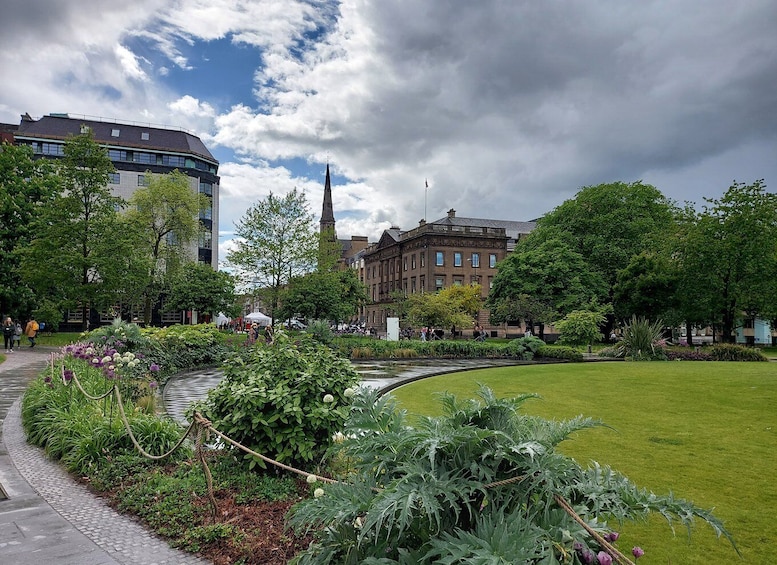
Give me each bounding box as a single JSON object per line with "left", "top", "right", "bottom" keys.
{"left": 244, "top": 311, "right": 272, "bottom": 326}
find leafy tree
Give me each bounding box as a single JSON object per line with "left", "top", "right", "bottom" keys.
{"left": 676, "top": 180, "right": 777, "bottom": 342}
{"left": 165, "top": 263, "right": 239, "bottom": 320}
{"left": 555, "top": 307, "right": 608, "bottom": 347}
{"left": 0, "top": 143, "right": 58, "bottom": 318}
{"left": 122, "top": 170, "right": 204, "bottom": 324}
{"left": 227, "top": 188, "right": 319, "bottom": 321}
{"left": 20, "top": 131, "right": 126, "bottom": 330}
{"left": 289, "top": 386, "right": 736, "bottom": 564}
{"left": 404, "top": 284, "right": 482, "bottom": 331}
{"left": 526, "top": 181, "right": 677, "bottom": 295}
{"left": 279, "top": 269, "right": 368, "bottom": 323}
{"left": 613, "top": 252, "right": 680, "bottom": 324}
{"left": 487, "top": 238, "right": 607, "bottom": 333}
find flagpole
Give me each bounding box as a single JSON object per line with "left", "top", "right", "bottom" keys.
{"left": 424, "top": 179, "right": 428, "bottom": 221}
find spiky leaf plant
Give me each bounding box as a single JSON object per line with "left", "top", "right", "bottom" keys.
{"left": 288, "top": 386, "right": 736, "bottom": 564}
{"left": 616, "top": 315, "right": 667, "bottom": 360}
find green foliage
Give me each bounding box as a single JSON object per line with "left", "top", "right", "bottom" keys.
{"left": 227, "top": 188, "right": 319, "bottom": 318}
{"left": 709, "top": 343, "right": 768, "bottom": 362}
{"left": 0, "top": 142, "right": 59, "bottom": 318}
{"left": 203, "top": 330, "right": 360, "bottom": 468}
{"left": 289, "top": 386, "right": 734, "bottom": 564}
{"left": 616, "top": 316, "right": 667, "bottom": 360}
{"left": 502, "top": 335, "right": 546, "bottom": 359}
{"left": 306, "top": 319, "right": 335, "bottom": 345}
{"left": 140, "top": 323, "right": 231, "bottom": 381}
{"left": 165, "top": 263, "right": 238, "bottom": 319}
{"left": 281, "top": 269, "right": 368, "bottom": 323}
{"left": 555, "top": 308, "right": 607, "bottom": 346}
{"left": 536, "top": 345, "right": 584, "bottom": 362}
{"left": 85, "top": 318, "right": 151, "bottom": 351}
{"left": 613, "top": 252, "right": 680, "bottom": 323}
{"left": 404, "top": 284, "right": 482, "bottom": 330}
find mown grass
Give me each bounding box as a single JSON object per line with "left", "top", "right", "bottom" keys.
{"left": 390, "top": 361, "right": 776, "bottom": 564}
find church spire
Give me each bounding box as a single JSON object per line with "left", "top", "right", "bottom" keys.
{"left": 319, "top": 163, "right": 336, "bottom": 238}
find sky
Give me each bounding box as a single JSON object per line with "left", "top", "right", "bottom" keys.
{"left": 2, "top": 0, "right": 776, "bottom": 267}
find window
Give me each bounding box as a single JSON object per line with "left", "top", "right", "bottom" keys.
{"left": 436, "top": 251, "right": 444, "bottom": 266}
{"left": 420, "top": 252, "right": 425, "bottom": 267}
{"left": 471, "top": 253, "right": 480, "bottom": 268}
{"left": 41, "top": 143, "right": 65, "bottom": 156}
{"left": 471, "top": 275, "right": 480, "bottom": 285}
{"left": 108, "top": 149, "right": 127, "bottom": 161}
{"left": 199, "top": 230, "right": 212, "bottom": 250}
{"left": 111, "top": 128, "right": 120, "bottom": 137}
{"left": 200, "top": 197, "right": 213, "bottom": 220}
{"left": 403, "top": 257, "right": 408, "bottom": 271}
{"left": 141, "top": 132, "right": 150, "bottom": 141}
{"left": 133, "top": 152, "right": 155, "bottom": 164}
{"left": 489, "top": 254, "right": 497, "bottom": 268}
{"left": 411, "top": 277, "right": 416, "bottom": 293}
{"left": 137, "top": 174, "right": 149, "bottom": 186}
{"left": 453, "top": 276, "right": 464, "bottom": 286}
{"left": 199, "top": 181, "right": 213, "bottom": 195}
{"left": 420, "top": 275, "right": 425, "bottom": 291}
{"left": 454, "top": 252, "right": 462, "bottom": 267}
{"left": 411, "top": 254, "right": 416, "bottom": 269}
{"left": 435, "top": 276, "right": 445, "bottom": 291}
{"left": 108, "top": 172, "right": 120, "bottom": 184}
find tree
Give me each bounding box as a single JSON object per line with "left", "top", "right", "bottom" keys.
{"left": 122, "top": 170, "right": 204, "bottom": 324}
{"left": 280, "top": 269, "right": 368, "bottom": 323}
{"left": 0, "top": 143, "right": 58, "bottom": 319}
{"left": 20, "top": 131, "right": 126, "bottom": 330}
{"left": 526, "top": 181, "right": 677, "bottom": 296}
{"left": 227, "top": 188, "right": 319, "bottom": 321}
{"left": 555, "top": 306, "right": 609, "bottom": 347}
{"left": 613, "top": 251, "right": 680, "bottom": 324}
{"left": 404, "top": 284, "right": 482, "bottom": 331}
{"left": 676, "top": 180, "right": 777, "bottom": 342}
{"left": 487, "top": 238, "right": 607, "bottom": 333}
{"left": 165, "top": 263, "right": 239, "bottom": 320}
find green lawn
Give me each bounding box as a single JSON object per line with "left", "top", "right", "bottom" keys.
{"left": 390, "top": 361, "right": 776, "bottom": 564}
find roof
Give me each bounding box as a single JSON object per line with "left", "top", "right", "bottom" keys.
{"left": 431, "top": 215, "right": 536, "bottom": 240}
{"left": 15, "top": 114, "right": 217, "bottom": 163}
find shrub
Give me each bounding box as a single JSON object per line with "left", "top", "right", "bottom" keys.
{"left": 536, "top": 344, "right": 584, "bottom": 362}
{"left": 202, "top": 329, "right": 360, "bottom": 468}
{"left": 665, "top": 348, "right": 713, "bottom": 361}
{"left": 503, "top": 336, "right": 546, "bottom": 359}
{"left": 306, "top": 320, "right": 334, "bottom": 345}
{"left": 617, "top": 315, "right": 667, "bottom": 360}
{"left": 287, "top": 386, "right": 735, "bottom": 564}
{"left": 709, "top": 343, "right": 768, "bottom": 361}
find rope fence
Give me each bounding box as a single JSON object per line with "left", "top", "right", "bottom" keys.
{"left": 46, "top": 353, "right": 635, "bottom": 565}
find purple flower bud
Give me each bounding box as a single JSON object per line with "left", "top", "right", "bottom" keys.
{"left": 597, "top": 551, "right": 613, "bottom": 565}
{"left": 604, "top": 531, "right": 619, "bottom": 542}
{"left": 149, "top": 381, "right": 158, "bottom": 389}
{"left": 573, "top": 541, "right": 584, "bottom": 551}
{"left": 581, "top": 549, "right": 595, "bottom": 564}
{"left": 632, "top": 546, "right": 645, "bottom": 559}
{"left": 149, "top": 363, "right": 160, "bottom": 372}
{"left": 44, "top": 376, "right": 52, "bottom": 384}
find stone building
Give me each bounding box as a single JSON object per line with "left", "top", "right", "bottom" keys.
{"left": 363, "top": 209, "right": 536, "bottom": 336}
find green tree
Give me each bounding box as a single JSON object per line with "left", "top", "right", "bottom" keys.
{"left": 122, "top": 170, "right": 204, "bottom": 324}
{"left": 613, "top": 251, "right": 680, "bottom": 324}
{"left": 227, "top": 188, "right": 318, "bottom": 321}
{"left": 676, "top": 180, "right": 777, "bottom": 342}
{"left": 555, "top": 306, "right": 609, "bottom": 347}
{"left": 165, "top": 262, "right": 238, "bottom": 320}
{"left": 0, "top": 142, "right": 58, "bottom": 318}
{"left": 487, "top": 238, "right": 607, "bottom": 334}
{"left": 527, "top": 181, "right": 677, "bottom": 295}
{"left": 405, "top": 284, "right": 482, "bottom": 331}
{"left": 20, "top": 131, "right": 125, "bottom": 330}
{"left": 280, "top": 269, "right": 368, "bottom": 323}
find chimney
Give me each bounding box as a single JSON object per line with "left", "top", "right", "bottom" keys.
{"left": 447, "top": 209, "right": 456, "bottom": 218}
{"left": 419, "top": 219, "right": 426, "bottom": 226}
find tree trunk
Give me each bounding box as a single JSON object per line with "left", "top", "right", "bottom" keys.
{"left": 685, "top": 320, "right": 694, "bottom": 346}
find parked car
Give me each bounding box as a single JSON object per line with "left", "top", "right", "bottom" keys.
{"left": 283, "top": 319, "right": 307, "bottom": 330}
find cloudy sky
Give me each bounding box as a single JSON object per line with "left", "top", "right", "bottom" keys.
{"left": 2, "top": 0, "right": 776, "bottom": 265}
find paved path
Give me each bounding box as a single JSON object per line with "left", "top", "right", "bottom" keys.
{"left": 0, "top": 349, "right": 209, "bottom": 565}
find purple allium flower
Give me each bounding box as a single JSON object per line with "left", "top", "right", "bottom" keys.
{"left": 63, "top": 369, "right": 74, "bottom": 382}
{"left": 149, "top": 381, "right": 158, "bottom": 389}
{"left": 149, "top": 363, "right": 160, "bottom": 372}
{"left": 573, "top": 541, "right": 584, "bottom": 551}
{"left": 632, "top": 547, "right": 645, "bottom": 559}
{"left": 597, "top": 551, "right": 613, "bottom": 565}
{"left": 44, "top": 376, "right": 52, "bottom": 384}
{"left": 604, "top": 531, "right": 620, "bottom": 542}
{"left": 581, "top": 549, "right": 595, "bottom": 564}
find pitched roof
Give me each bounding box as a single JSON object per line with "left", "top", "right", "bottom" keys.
{"left": 15, "top": 114, "right": 217, "bottom": 162}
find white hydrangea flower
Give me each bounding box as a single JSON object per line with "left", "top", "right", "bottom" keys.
{"left": 314, "top": 488, "right": 325, "bottom": 498}
{"left": 306, "top": 474, "right": 318, "bottom": 484}
{"left": 344, "top": 388, "right": 355, "bottom": 398}
{"left": 323, "top": 394, "right": 334, "bottom": 403}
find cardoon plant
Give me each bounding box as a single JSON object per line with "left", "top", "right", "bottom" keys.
{"left": 288, "top": 386, "right": 736, "bottom": 564}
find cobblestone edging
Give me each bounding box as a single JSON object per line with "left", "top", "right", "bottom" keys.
{"left": 4, "top": 399, "right": 210, "bottom": 565}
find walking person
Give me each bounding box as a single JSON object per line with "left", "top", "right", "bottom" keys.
{"left": 13, "top": 321, "right": 22, "bottom": 350}
{"left": 25, "top": 316, "right": 39, "bottom": 348}
{"left": 3, "top": 317, "right": 14, "bottom": 353}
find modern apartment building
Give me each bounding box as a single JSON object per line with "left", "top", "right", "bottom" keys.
{"left": 10, "top": 113, "right": 219, "bottom": 267}
{"left": 363, "top": 209, "right": 536, "bottom": 336}
{"left": 5, "top": 112, "right": 220, "bottom": 326}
